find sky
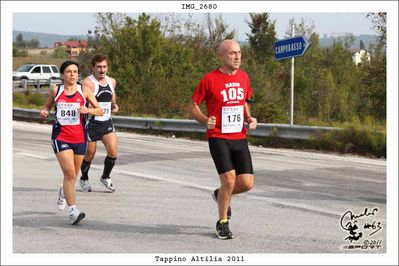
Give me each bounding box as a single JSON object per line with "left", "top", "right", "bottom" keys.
{"left": 13, "top": 12, "right": 376, "bottom": 40}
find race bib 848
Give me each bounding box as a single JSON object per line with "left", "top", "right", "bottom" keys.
{"left": 56, "top": 102, "right": 80, "bottom": 125}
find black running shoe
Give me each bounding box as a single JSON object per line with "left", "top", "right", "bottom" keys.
{"left": 213, "top": 189, "right": 232, "bottom": 219}
{"left": 216, "top": 220, "right": 234, "bottom": 239}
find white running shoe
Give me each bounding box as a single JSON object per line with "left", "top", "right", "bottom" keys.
{"left": 69, "top": 208, "right": 86, "bottom": 225}
{"left": 57, "top": 186, "right": 66, "bottom": 211}
{"left": 99, "top": 177, "right": 115, "bottom": 192}
{"left": 79, "top": 179, "right": 92, "bottom": 192}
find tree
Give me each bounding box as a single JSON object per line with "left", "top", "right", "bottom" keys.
{"left": 367, "top": 12, "right": 386, "bottom": 50}
{"left": 52, "top": 46, "right": 68, "bottom": 59}
{"left": 27, "top": 38, "right": 40, "bottom": 48}
{"left": 205, "top": 14, "right": 235, "bottom": 47}
{"left": 14, "top": 33, "right": 26, "bottom": 48}
{"left": 89, "top": 13, "right": 195, "bottom": 117}
{"left": 95, "top": 12, "right": 127, "bottom": 37}
{"left": 359, "top": 40, "right": 365, "bottom": 50}
{"left": 245, "top": 13, "right": 277, "bottom": 63}
{"left": 358, "top": 12, "right": 387, "bottom": 121}
{"left": 295, "top": 18, "right": 315, "bottom": 39}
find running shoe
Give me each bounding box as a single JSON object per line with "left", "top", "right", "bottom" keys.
{"left": 99, "top": 177, "right": 115, "bottom": 192}
{"left": 216, "top": 220, "right": 234, "bottom": 239}
{"left": 79, "top": 179, "right": 92, "bottom": 192}
{"left": 57, "top": 185, "right": 66, "bottom": 211}
{"left": 69, "top": 208, "right": 86, "bottom": 225}
{"left": 213, "top": 189, "right": 232, "bottom": 219}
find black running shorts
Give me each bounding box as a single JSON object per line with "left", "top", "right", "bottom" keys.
{"left": 51, "top": 139, "right": 87, "bottom": 155}
{"left": 86, "top": 119, "right": 115, "bottom": 142}
{"left": 208, "top": 138, "right": 254, "bottom": 175}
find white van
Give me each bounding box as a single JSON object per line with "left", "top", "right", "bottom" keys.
{"left": 13, "top": 64, "right": 61, "bottom": 82}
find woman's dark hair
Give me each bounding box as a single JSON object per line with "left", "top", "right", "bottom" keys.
{"left": 60, "top": 61, "right": 79, "bottom": 74}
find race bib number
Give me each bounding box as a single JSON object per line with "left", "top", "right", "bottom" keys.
{"left": 221, "top": 105, "right": 244, "bottom": 133}
{"left": 56, "top": 102, "right": 80, "bottom": 125}
{"left": 95, "top": 102, "right": 111, "bottom": 121}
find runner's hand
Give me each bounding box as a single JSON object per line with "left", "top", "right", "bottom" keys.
{"left": 247, "top": 116, "right": 257, "bottom": 130}
{"left": 207, "top": 116, "right": 216, "bottom": 129}
{"left": 78, "top": 106, "right": 90, "bottom": 114}
{"left": 40, "top": 109, "right": 49, "bottom": 118}
{"left": 111, "top": 103, "right": 119, "bottom": 113}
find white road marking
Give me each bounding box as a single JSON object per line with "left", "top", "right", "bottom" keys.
{"left": 15, "top": 152, "right": 49, "bottom": 160}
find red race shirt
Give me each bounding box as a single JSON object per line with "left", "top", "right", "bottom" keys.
{"left": 52, "top": 84, "right": 86, "bottom": 143}
{"left": 192, "top": 69, "right": 252, "bottom": 140}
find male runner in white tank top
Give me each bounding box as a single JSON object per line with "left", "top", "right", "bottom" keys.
{"left": 79, "top": 53, "right": 119, "bottom": 193}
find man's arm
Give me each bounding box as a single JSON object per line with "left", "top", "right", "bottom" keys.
{"left": 110, "top": 77, "right": 118, "bottom": 113}
{"left": 81, "top": 77, "right": 94, "bottom": 92}
{"left": 244, "top": 102, "right": 257, "bottom": 130}
{"left": 188, "top": 100, "right": 216, "bottom": 129}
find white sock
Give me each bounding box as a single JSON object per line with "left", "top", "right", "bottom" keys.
{"left": 68, "top": 205, "right": 77, "bottom": 212}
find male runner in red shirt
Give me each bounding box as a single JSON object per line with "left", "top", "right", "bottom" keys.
{"left": 189, "top": 39, "right": 257, "bottom": 239}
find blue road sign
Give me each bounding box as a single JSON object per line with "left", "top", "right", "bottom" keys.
{"left": 274, "top": 36, "right": 311, "bottom": 60}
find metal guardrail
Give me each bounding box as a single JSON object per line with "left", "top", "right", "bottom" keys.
{"left": 12, "top": 107, "right": 342, "bottom": 140}
{"left": 13, "top": 79, "right": 63, "bottom": 93}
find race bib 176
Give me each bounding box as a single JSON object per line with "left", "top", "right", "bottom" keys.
{"left": 221, "top": 105, "right": 244, "bottom": 133}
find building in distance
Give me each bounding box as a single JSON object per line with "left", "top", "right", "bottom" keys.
{"left": 54, "top": 40, "right": 88, "bottom": 59}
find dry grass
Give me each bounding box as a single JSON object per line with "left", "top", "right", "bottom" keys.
{"left": 13, "top": 54, "right": 65, "bottom": 70}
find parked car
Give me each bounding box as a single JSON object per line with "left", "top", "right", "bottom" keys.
{"left": 13, "top": 64, "right": 61, "bottom": 84}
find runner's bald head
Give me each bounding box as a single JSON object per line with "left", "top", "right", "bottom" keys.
{"left": 218, "top": 39, "right": 240, "bottom": 55}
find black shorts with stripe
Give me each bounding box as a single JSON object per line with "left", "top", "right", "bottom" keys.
{"left": 86, "top": 119, "right": 115, "bottom": 142}
{"left": 208, "top": 138, "right": 253, "bottom": 175}
{"left": 51, "top": 139, "right": 87, "bottom": 155}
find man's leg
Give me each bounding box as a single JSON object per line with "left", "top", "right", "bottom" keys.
{"left": 99, "top": 132, "right": 117, "bottom": 192}
{"left": 100, "top": 132, "right": 118, "bottom": 178}
{"left": 81, "top": 141, "right": 97, "bottom": 179}
{"left": 215, "top": 170, "right": 236, "bottom": 239}
{"left": 218, "top": 170, "right": 236, "bottom": 220}
{"left": 232, "top": 173, "right": 254, "bottom": 195}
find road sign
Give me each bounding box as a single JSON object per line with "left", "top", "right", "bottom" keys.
{"left": 274, "top": 36, "right": 311, "bottom": 60}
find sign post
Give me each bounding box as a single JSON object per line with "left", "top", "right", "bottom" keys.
{"left": 290, "top": 29, "right": 295, "bottom": 126}
{"left": 275, "top": 31, "right": 311, "bottom": 125}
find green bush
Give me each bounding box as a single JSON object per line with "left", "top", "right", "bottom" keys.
{"left": 13, "top": 93, "right": 28, "bottom": 105}
{"left": 13, "top": 93, "right": 46, "bottom": 108}
{"left": 314, "top": 126, "right": 386, "bottom": 158}
{"left": 27, "top": 93, "right": 46, "bottom": 106}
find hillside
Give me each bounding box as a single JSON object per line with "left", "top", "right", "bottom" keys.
{"left": 13, "top": 31, "right": 87, "bottom": 48}
{"left": 13, "top": 30, "right": 376, "bottom": 50}
{"left": 319, "top": 34, "right": 377, "bottom": 49}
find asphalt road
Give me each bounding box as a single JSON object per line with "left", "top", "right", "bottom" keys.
{"left": 8, "top": 121, "right": 388, "bottom": 263}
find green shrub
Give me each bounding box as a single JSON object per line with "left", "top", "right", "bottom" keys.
{"left": 13, "top": 93, "right": 46, "bottom": 108}
{"left": 13, "top": 93, "right": 28, "bottom": 105}
{"left": 314, "top": 126, "right": 386, "bottom": 158}
{"left": 27, "top": 93, "right": 46, "bottom": 106}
